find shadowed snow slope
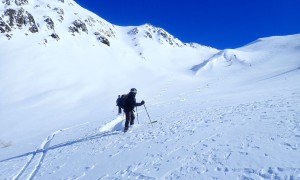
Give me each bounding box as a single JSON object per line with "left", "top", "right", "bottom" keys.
{"left": 0, "top": 0, "right": 300, "bottom": 179}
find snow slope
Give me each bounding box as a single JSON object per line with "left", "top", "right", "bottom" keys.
{"left": 0, "top": 0, "right": 217, "bottom": 146}
{"left": 1, "top": 0, "right": 300, "bottom": 179}
{"left": 1, "top": 63, "right": 300, "bottom": 179}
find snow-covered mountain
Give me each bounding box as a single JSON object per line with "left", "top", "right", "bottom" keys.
{"left": 192, "top": 34, "right": 300, "bottom": 79}
{"left": 0, "top": 0, "right": 218, "bottom": 140}
{"left": 0, "top": 0, "right": 214, "bottom": 51}
{"left": 0, "top": 0, "right": 217, "bottom": 129}
{"left": 0, "top": 0, "right": 115, "bottom": 44}
{"left": 1, "top": 0, "right": 300, "bottom": 179}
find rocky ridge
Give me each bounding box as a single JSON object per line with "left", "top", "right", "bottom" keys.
{"left": 0, "top": 0, "right": 211, "bottom": 50}
{"left": 128, "top": 23, "right": 184, "bottom": 47}
{"left": 0, "top": 0, "right": 114, "bottom": 46}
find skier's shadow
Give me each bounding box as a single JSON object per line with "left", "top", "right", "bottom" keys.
{"left": 0, "top": 131, "right": 121, "bottom": 163}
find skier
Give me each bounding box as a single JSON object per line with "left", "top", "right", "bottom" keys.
{"left": 123, "top": 88, "right": 145, "bottom": 132}
{"left": 116, "top": 95, "right": 122, "bottom": 114}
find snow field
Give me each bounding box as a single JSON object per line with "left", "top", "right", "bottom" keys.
{"left": 1, "top": 0, "right": 300, "bottom": 179}
{"left": 1, "top": 79, "right": 299, "bottom": 179}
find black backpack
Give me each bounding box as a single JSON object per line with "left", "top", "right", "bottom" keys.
{"left": 117, "top": 94, "right": 128, "bottom": 109}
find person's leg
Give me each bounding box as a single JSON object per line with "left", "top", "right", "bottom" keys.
{"left": 130, "top": 111, "right": 135, "bottom": 125}
{"left": 124, "top": 111, "right": 130, "bottom": 131}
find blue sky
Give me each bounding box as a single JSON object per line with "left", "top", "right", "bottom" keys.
{"left": 75, "top": 0, "right": 300, "bottom": 49}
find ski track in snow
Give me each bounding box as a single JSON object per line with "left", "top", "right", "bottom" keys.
{"left": 3, "top": 122, "right": 90, "bottom": 180}
{"left": 1, "top": 90, "right": 300, "bottom": 179}
{"left": 10, "top": 131, "right": 59, "bottom": 180}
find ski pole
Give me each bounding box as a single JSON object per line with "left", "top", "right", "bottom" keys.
{"left": 144, "top": 104, "right": 153, "bottom": 127}
{"left": 136, "top": 107, "right": 139, "bottom": 124}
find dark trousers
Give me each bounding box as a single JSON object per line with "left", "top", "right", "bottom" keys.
{"left": 125, "top": 110, "right": 135, "bottom": 128}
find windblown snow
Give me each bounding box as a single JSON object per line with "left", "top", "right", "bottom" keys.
{"left": 0, "top": 0, "right": 300, "bottom": 179}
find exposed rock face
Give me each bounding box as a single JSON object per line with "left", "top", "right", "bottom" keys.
{"left": 0, "top": 17, "right": 11, "bottom": 33}
{"left": 53, "top": 7, "right": 64, "bottom": 15}
{"left": 44, "top": 16, "right": 54, "bottom": 30}
{"left": 145, "top": 31, "right": 152, "bottom": 38}
{"left": 4, "top": 9, "right": 17, "bottom": 27}
{"left": 94, "top": 32, "right": 110, "bottom": 46}
{"left": 187, "top": 43, "right": 209, "bottom": 49}
{"left": 3, "top": 0, "right": 28, "bottom": 6}
{"left": 128, "top": 24, "right": 183, "bottom": 47}
{"left": 50, "top": 33, "right": 59, "bottom": 40}
{"left": 97, "top": 36, "right": 110, "bottom": 46}
{"left": 128, "top": 27, "right": 139, "bottom": 35}
{"left": 26, "top": 11, "right": 38, "bottom": 33}
{"left": 158, "top": 29, "right": 176, "bottom": 45}
{"left": 4, "top": 8, "right": 38, "bottom": 33}
{"left": 69, "top": 20, "right": 88, "bottom": 34}
{"left": 15, "top": 0, "right": 29, "bottom": 6}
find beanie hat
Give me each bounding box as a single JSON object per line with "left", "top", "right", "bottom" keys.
{"left": 130, "top": 88, "right": 137, "bottom": 93}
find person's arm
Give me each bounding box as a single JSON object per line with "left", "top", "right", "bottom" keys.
{"left": 135, "top": 100, "right": 145, "bottom": 106}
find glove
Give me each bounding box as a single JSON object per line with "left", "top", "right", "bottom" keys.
{"left": 141, "top": 100, "right": 145, "bottom": 105}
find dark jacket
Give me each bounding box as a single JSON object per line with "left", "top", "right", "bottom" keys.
{"left": 123, "top": 92, "right": 143, "bottom": 112}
